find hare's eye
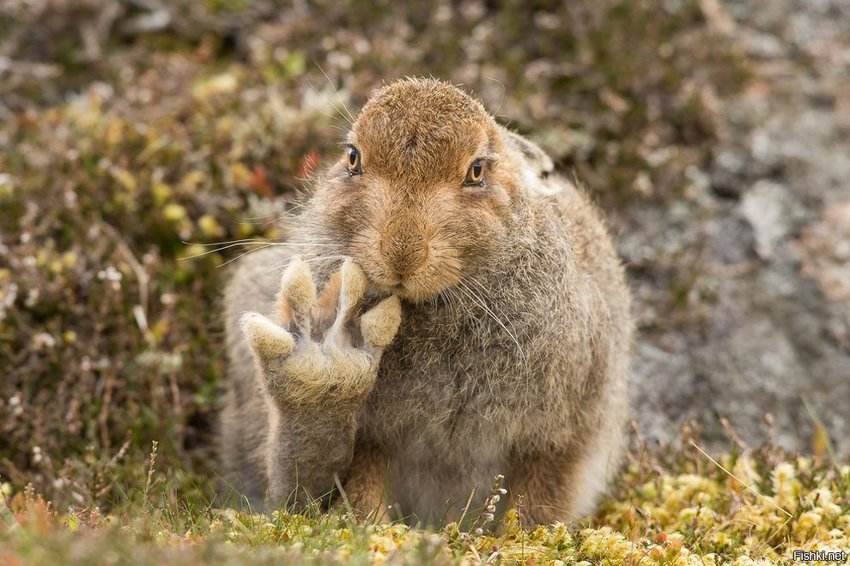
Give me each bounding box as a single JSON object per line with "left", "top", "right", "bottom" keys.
{"left": 463, "top": 159, "right": 485, "bottom": 186}
{"left": 347, "top": 146, "right": 362, "bottom": 174}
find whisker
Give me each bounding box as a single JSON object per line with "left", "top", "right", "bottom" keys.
{"left": 262, "top": 254, "right": 349, "bottom": 276}
{"left": 216, "top": 243, "right": 277, "bottom": 267}
{"left": 306, "top": 76, "right": 353, "bottom": 127}
{"left": 456, "top": 279, "right": 528, "bottom": 368}
{"left": 315, "top": 63, "right": 356, "bottom": 124}
{"left": 485, "top": 75, "right": 507, "bottom": 119}
{"left": 182, "top": 237, "right": 268, "bottom": 247}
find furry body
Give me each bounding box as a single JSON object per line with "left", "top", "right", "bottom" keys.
{"left": 220, "top": 79, "right": 631, "bottom": 525}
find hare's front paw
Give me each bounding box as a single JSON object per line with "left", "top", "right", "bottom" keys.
{"left": 240, "top": 257, "right": 401, "bottom": 408}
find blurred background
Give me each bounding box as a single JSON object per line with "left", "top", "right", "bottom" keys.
{"left": 1, "top": 0, "right": 848, "bottom": 507}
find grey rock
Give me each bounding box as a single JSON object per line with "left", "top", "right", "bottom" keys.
{"left": 626, "top": 0, "right": 850, "bottom": 455}
{"left": 738, "top": 180, "right": 800, "bottom": 259}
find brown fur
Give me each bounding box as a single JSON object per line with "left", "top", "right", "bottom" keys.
{"left": 219, "top": 78, "right": 632, "bottom": 525}
{"left": 338, "top": 443, "right": 391, "bottom": 521}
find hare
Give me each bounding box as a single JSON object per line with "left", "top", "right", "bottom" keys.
{"left": 219, "top": 78, "right": 632, "bottom": 526}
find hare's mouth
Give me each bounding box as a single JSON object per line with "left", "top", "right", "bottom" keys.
{"left": 365, "top": 277, "right": 427, "bottom": 304}
{"left": 389, "top": 278, "right": 456, "bottom": 304}
{"left": 361, "top": 257, "right": 460, "bottom": 304}
{"left": 368, "top": 279, "right": 415, "bottom": 300}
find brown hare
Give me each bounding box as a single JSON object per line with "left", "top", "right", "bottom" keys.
{"left": 219, "top": 78, "right": 632, "bottom": 526}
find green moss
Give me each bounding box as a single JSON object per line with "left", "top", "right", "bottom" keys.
{"left": 1, "top": 446, "right": 848, "bottom": 564}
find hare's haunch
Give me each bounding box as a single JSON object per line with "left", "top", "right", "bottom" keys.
{"left": 219, "top": 78, "right": 632, "bottom": 525}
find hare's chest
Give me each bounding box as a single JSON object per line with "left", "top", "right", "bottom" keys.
{"left": 361, "top": 346, "right": 523, "bottom": 451}
{"left": 361, "top": 353, "right": 516, "bottom": 522}
{"left": 360, "top": 307, "right": 538, "bottom": 445}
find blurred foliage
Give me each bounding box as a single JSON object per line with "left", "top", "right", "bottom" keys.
{"left": 1, "top": 0, "right": 746, "bottom": 505}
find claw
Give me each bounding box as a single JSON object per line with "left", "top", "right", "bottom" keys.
{"left": 338, "top": 258, "right": 367, "bottom": 320}
{"left": 275, "top": 257, "right": 317, "bottom": 319}
{"left": 360, "top": 295, "right": 402, "bottom": 349}
{"left": 240, "top": 312, "right": 295, "bottom": 359}
{"left": 324, "top": 259, "right": 369, "bottom": 347}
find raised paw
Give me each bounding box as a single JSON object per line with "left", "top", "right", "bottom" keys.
{"left": 240, "top": 257, "right": 402, "bottom": 408}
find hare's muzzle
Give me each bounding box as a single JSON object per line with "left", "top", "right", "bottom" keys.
{"left": 379, "top": 222, "right": 429, "bottom": 280}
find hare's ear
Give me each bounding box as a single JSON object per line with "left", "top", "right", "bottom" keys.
{"left": 499, "top": 126, "right": 554, "bottom": 180}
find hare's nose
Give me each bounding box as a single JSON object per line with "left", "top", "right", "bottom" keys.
{"left": 380, "top": 228, "right": 429, "bottom": 278}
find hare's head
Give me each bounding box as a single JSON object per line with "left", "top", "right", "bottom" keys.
{"left": 311, "top": 78, "right": 530, "bottom": 303}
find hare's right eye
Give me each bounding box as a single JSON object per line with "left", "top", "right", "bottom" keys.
{"left": 347, "top": 146, "right": 362, "bottom": 175}
{"left": 463, "top": 158, "right": 486, "bottom": 186}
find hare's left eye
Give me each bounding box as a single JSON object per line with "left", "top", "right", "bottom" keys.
{"left": 347, "top": 146, "right": 362, "bottom": 174}
{"left": 463, "top": 159, "right": 485, "bottom": 186}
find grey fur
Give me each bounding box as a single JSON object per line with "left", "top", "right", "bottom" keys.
{"left": 219, "top": 79, "right": 632, "bottom": 526}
